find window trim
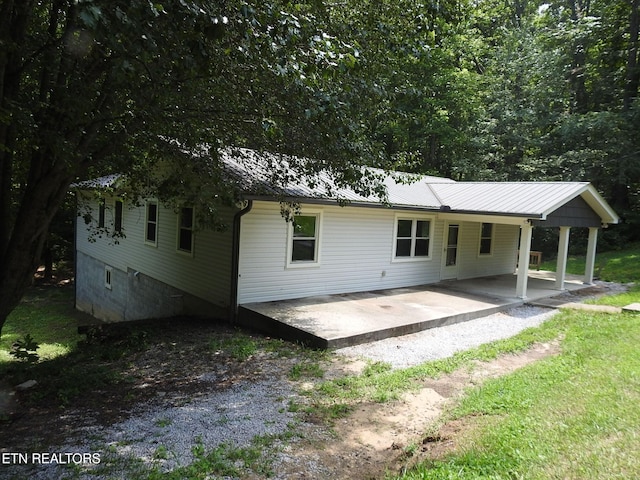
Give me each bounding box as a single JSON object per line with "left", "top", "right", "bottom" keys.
{"left": 392, "top": 214, "right": 434, "bottom": 262}
{"left": 286, "top": 210, "right": 322, "bottom": 268}
{"left": 114, "top": 199, "right": 124, "bottom": 233}
{"left": 98, "top": 198, "right": 106, "bottom": 229}
{"left": 145, "top": 200, "right": 159, "bottom": 247}
{"left": 478, "top": 222, "right": 494, "bottom": 256}
{"left": 176, "top": 206, "right": 195, "bottom": 256}
{"left": 104, "top": 265, "right": 113, "bottom": 290}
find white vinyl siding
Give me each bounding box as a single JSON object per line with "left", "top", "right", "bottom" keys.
{"left": 238, "top": 201, "right": 445, "bottom": 304}
{"left": 76, "top": 194, "right": 234, "bottom": 308}
{"left": 457, "top": 222, "right": 520, "bottom": 279}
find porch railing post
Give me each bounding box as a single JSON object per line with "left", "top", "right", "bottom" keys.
{"left": 555, "top": 226, "right": 571, "bottom": 290}
{"left": 584, "top": 227, "right": 599, "bottom": 285}
{"left": 516, "top": 222, "right": 533, "bottom": 299}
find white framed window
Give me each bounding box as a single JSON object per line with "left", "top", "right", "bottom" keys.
{"left": 114, "top": 199, "right": 124, "bottom": 233}
{"left": 479, "top": 223, "right": 493, "bottom": 255}
{"left": 177, "top": 206, "right": 194, "bottom": 254}
{"left": 392, "top": 215, "right": 433, "bottom": 261}
{"left": 104, "top": 266, "right": 113, "bottom": 290}
{"left": 98, "top": 199, "right": 106, "bottom": 228}
{"left": 287, "top": 211, "right": 322, "bottom": 267}
{"left": 145, "top": 201, "right": 158, "bottom": 246}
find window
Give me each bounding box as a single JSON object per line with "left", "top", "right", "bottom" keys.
{"left": 288, "top": 213, "right": 321, "bottom": 266}
{"left": 98, "top": 199, "right": 105, "bottom": 228}
{"left": 145, "top": 201, "right": 158, "bottom": 245}
{"left": 479, "top": 223, "right": 493, "bottom": 255}
{"left": 177, "top": 207, "right": 194, "bottom": 253}
{"left": 114, "top": 200, "right": 123, "bottom": 233}
{"left": 394, "top": 217, "right": 432, "bottom": 259}
{"left": 104, "top": 266, "right": 113, "bottom": 290}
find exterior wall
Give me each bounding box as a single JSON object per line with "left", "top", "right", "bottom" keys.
{"left": 75, "top": 193, "right": 234, "bottom": 321}
{"left": 76, "top": 194, "right": 524, "bottom": 317}
{"left": 237, "top": 202, "right": 522, "bottom": 305}
{"left": 237, "top": 201, "right": 447, "bottom": 304}
{"left": 456, "top": 222, "right": 520, "bottom": 279}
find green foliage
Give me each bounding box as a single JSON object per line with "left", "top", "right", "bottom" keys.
{"left": 9, "top": 334, "right": 40, "bottom": 364}
{"left": 289, "top": 361, "right": 325, "bottom": 380}
{"left": 209, "top": 333, "right": 257, "bottom": 362}
{"left": 540, "top": 242, "right": 640, "bottom": 283}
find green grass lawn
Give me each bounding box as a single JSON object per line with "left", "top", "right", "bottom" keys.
{"left": 540, "top": 242, "right": 640, "bottom": 283}
{"left": 0, "top": 285, "right": 84, "bottom": 363}
{"left": 396, "top": 244, "right": 640, "bottom": 480}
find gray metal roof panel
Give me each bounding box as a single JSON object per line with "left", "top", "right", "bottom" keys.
{"left": 221, "top": 148, "right": 451, "bottom": 208}
{"left": 74, "top": 148, "right": 618, "bottom": 224}
{"left": 430, "top": 182, "right": 590, "bottom": 217}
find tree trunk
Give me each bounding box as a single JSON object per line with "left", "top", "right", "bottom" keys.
{"left": 624, "top": 0, "right": 640, "bottom": 110}
{"left": 0, "top": 0, "right": 32, "bottom": 258}
{"left": 0, "top": 168, "right": 72, "bottom": 333}
{"left": 568, "top": 0, "right": 590, "bottom": 114}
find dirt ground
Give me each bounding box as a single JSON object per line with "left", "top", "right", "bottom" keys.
{"left": 267, "top": 340, "right": 561, "bottom": 479}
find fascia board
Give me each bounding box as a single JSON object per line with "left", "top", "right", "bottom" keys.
{"left": 436, "top": 212, "right": 533, "bottom": 225}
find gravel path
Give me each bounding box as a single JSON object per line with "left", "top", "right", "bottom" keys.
{"left": 14, "top": 369, "right": 300, "bottom": 480}
{"left": 335, "top": 305, "right": 558, "bottom": 369}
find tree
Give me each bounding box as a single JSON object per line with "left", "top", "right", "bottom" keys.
{"left": 0, "top": 0, "right": 404, "bottom": 335}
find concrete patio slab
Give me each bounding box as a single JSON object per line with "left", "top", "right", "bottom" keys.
{"left": 238, "top": 271, "right": 591, "bottom": 349}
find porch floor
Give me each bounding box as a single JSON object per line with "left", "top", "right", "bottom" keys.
{"left": 238, "top": 271, "right": 589, "bottom": 349}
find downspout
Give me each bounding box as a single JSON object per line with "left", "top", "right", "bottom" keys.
{"left": 229, "top": 200, "right": 253, "bottom": 323}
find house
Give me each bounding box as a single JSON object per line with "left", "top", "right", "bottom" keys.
{"left": 74, "top": 148, "right": 619, "bottom": 328}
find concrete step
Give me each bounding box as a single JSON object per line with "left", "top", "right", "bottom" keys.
{"left": 529, "top": 298, "right": 621, "bottom": 314}
{"left": 622, "top": 303, "right": 640, "bottom": 313}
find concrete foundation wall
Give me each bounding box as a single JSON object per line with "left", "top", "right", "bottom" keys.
{"left": 76, "top": 251, "right": 226, "bottom": 322}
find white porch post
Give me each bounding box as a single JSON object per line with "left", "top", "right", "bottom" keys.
{"left": 584, "top": 227, "right": 599, "bottom": 284}
{"left": 516, "top": 222, "right": 533, "bottom": 299}
{"left": 555, "top": 226, "right": 571, "bottom": 290}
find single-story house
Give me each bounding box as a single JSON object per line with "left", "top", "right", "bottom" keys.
{"left": 74, "top": 148, "right": 619, "bottom": 327}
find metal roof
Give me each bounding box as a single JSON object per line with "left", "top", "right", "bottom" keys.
{"left": 72, "top": 173, "right": 122, "bottom": 189}
{"left": 428, "top": 182, "right": 618, "bottom": 224}
{"left": 222, "top": 149, "right": 618, "bottom": 224}
{"left": 220, "top": 147, "right": 452, "bottom": 208}
{"left": 74, "top": 148, "right": 619, "bottom": 225}
{"left": 429, "top": 182, "right": 587, "bottom": 217}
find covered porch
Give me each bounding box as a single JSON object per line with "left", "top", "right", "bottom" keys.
{"left": 238, "top": 271, "right": 590, "bottom": 349}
